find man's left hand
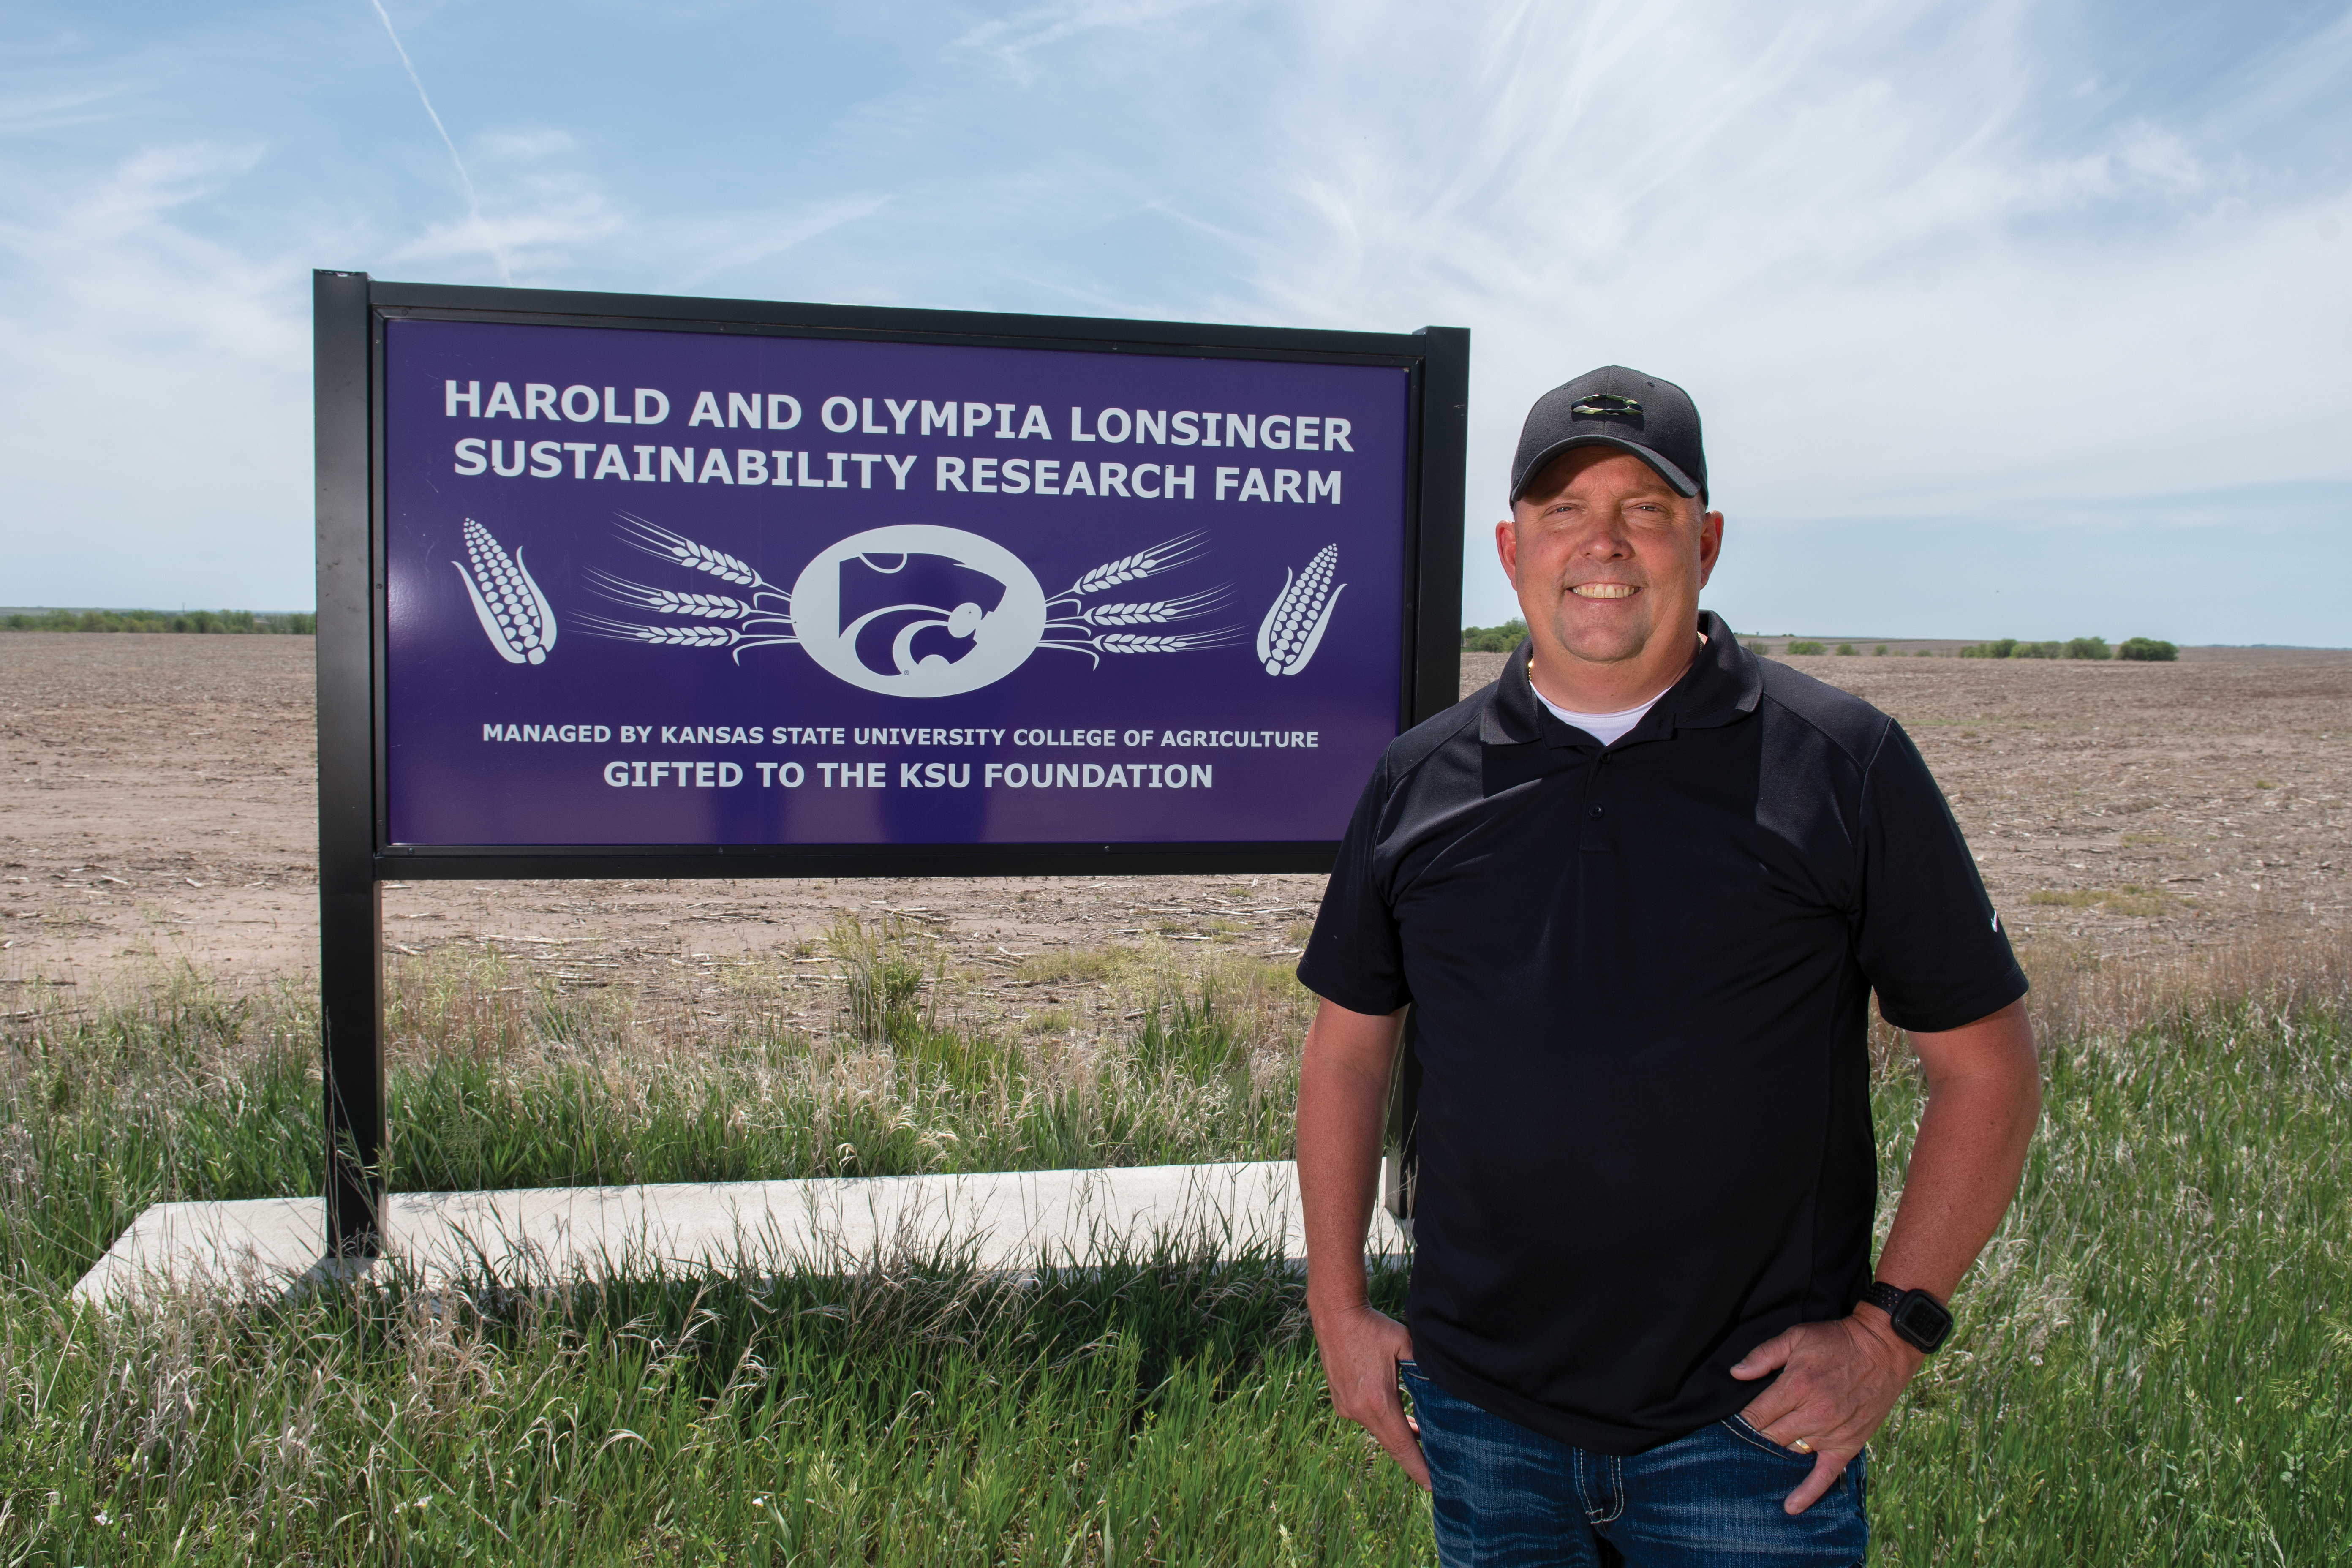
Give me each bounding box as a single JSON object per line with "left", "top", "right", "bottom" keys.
{"left": 1729, "top": 1311, "right": 1924, "bottom": 1515}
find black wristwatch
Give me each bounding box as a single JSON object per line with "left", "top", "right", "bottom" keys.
{"left": 1859, "top": 1282, "right": 1954, "bottom": 1353}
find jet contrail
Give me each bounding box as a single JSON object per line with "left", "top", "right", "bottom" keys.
{"left": 368, "top": 0, "right": 512, "bottom": 283}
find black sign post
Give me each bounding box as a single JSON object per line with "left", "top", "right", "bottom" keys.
{"left": 314, "top": 271, "right": 385, "bottom": 1253}
{"left": 312, "top": 270, "right": 1465, "bottom": 1254}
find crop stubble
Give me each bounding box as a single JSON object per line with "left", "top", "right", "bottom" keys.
{"left": 2, "top": 633, "right": 2345, "bottom": 1016}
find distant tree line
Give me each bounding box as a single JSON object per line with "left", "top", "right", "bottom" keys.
{"left": 3, "top": 608, "right": 317, "bottom": 635}
{"left": 1463, "top": 623, "right": 2180, "bottom": 663}
{"left": 1955, "top": 636, "right": 2177, "bottom": 662}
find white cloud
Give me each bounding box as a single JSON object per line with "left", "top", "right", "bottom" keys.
{"left": 382, "top": 133, "right": 623, "bottom": 281}
{"left": 0, "top": 80, "right": 138, "bottom": 137}
{"left": 371, "top": 125, "right": 887, "bottom": 298}
{"left": 951, "top": 0, "right": 1247, "bottom": 80}
{"left": 0, "top": 137, "right": 315, "bottom": 608}
{"left": 658, "top": 196, "right": 895, "bottom": 295}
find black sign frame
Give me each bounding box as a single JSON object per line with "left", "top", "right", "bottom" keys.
{"left": 314, "top": 269, "right": 1466, "bottom": 1251}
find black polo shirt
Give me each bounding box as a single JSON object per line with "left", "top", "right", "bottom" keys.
{"left": 1299, "top": 612, "right": 2025, "bottom": 1454}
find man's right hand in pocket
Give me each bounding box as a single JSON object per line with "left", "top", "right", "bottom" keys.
{"left": 1313, "top": 1300, "right": 1429, "bottom": 1489}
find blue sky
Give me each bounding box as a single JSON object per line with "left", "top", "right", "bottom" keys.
{"left": 3, "top": 0, "right": 2347, "bottom": 642}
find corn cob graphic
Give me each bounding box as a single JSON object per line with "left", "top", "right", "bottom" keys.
{"left": 453, "top": 519, "right": 557, "bottom": 665}
{"left": 1255, "top": 544, "right": 1344, "bottom": 676}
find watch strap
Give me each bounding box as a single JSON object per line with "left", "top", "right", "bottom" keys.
{"left": 1859, "top": 1281, "right": 1907, "bottom": 1318}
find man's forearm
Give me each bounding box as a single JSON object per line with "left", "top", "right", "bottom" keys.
{"left": 1296, "top": 1000, "right": 1407, "bottom": 1313}
{"left": 1872, "top": 999, "right": 2041, "bottom": 1303}
{"left": 1294, "top": 997, "right": 1429, "bottom": 1486}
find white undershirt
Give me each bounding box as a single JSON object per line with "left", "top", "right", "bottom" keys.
{"left": 1528, "top": 634, "right": 1703, "bottom": 745}
{"left": 1534, "top": 688, "right": 1663, "bottom": 746}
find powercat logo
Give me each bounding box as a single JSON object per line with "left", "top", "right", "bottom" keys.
{"left": 792, "top": 526, "right": 1048, "bottom": 697}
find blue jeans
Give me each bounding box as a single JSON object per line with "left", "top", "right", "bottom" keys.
{"left": 1402, "top": 1360, "right": 1868, "bottom": 1567}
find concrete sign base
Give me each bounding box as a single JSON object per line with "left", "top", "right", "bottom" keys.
{"left": 73, "top": 1161, "right": 1406, "bottom": 1308}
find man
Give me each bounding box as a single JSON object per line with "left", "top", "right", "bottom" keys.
{"left": 1296, "top": 367, "right": 2041, "bottom": 1565}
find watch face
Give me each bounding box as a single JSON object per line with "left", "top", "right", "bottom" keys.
{"left": 1891, "top": 1293, "right": 1954, "bottom": 1351}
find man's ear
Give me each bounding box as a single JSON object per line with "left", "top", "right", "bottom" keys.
{"left": 1494, "top": 517, "right": 1521, "bottom": 591}
{"left": 1695, "top": 509, "right": 1724, "bottom": 588}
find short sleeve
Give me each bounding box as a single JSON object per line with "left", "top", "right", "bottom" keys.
{"left": 1855, "top": 722, "right": 2029, "bottom": 1033}
{"left": 1296, "top": 759, "right": 1411, "bottom": 1017}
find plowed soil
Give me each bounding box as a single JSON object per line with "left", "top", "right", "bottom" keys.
{"left": 4, "top": 634, "right": 2346, "bottom": 1019}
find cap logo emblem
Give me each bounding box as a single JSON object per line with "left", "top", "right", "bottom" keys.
{"left": 1571, "top": 394, "right": 1642, "bottom": 420}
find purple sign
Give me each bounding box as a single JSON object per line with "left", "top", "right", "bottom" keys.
{"left": 382, "top": 319, "right": 1411, "bottom": 846}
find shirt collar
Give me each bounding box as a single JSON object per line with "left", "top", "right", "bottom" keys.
{"left": 1479, "top": 610, "right": 1763, "bottom": 749}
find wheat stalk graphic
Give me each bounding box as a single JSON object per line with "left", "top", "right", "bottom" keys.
{"left": 582, "top": 516, "right": 798, "bottom": 662}
{"left": 574, "top": 618, "right": 747, "bottom": 648}
{"left": 1093, "top": 631, "right": 1242, "bottom": 654}
{"left": 618, "top": 514, "right": 785, "bottom": 598}
{"left": 1255, "top": 544, "right": 1345, "bottom": 676}
{"left": 1075, "top": 586, "right": 1231, "bottom": 627}
{"left": 1055, "top": 532, "right": 1209, "bottom": 599}
{"left": 453, "top": 519, "right": 557, "bottom": 665}
{"left": 1040, "top": 549, "right": 1232, "bottom": 667}
{"left": 585, "top": 571, "right": 757, "bottom": 620}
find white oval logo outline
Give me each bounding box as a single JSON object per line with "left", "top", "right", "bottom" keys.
{"left": 789, "top": 525, "right": 1048, "bottom": 698}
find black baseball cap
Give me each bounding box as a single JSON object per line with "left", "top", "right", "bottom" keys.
{"left": 1510, "top": 366, "right": 1707, "bottom": 503}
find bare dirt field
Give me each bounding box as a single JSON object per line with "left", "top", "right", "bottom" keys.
{"left": 4, "top": 632, "right": 2347, "bottom": 1021}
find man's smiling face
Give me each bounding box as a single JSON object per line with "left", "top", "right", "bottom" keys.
{"left": 1496, "top": 445, "right": 1724, "bottom": 706}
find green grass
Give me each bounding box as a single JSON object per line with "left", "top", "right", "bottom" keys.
{"left": 1867, "top": 989, "right": 2351, "bottom": 1563}
{"left": 2, "top": 936, "right": 2347, "bottom": 1562}
{"left": 9, "top": 1238, "right": 1424, "bottom": 1563}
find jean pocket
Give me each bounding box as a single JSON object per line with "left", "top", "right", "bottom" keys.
{"left": 1721, "top": 1412, "right": 1817, "bottom": 1464}
{"left": 1397, "top": 1358, "right": 1426, "bottom": 1382}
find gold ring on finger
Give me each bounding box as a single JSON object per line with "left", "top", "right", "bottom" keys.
{"left": 1790, "top": 1438, "right": 1813, "bottom": 1454}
